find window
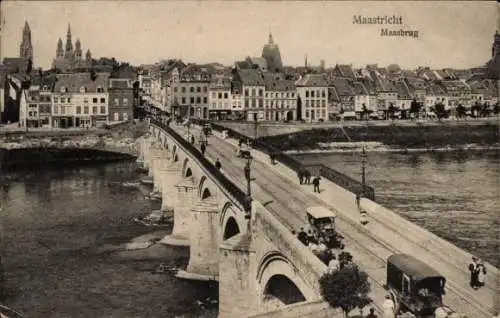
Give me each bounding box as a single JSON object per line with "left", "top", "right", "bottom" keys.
{"left": 311, "top": 91, "right": 315, "bottom": 98}
{"left": 114, "top": 112, "right": 119, "bottom": 121}
{"left": 54, "top": 97, "right": 58, "bottom": 103}
{"left": 218, "top": 92, "right": 222, "bottom": 99}
{"left": 196, "top": 87, "right": 201, "bottom": 93}
{"left": 212, "top": 102, "right": 216, "bottom": 108}
{"left": 93, "top": 98, "right": 98, "bottom": 103}
{"left": 212, "top": 92, "right": 217, "bottom": 98}
{"left": 190, "top": 87, "right": 194, "bottom": 93}
{"left": 224, "top": 92, "right": 228, "bottom": 99}
{"left": 245, "top": 89, "right": 249, "bottom": 97}
{"left": 306, "top": 100, "right": 310, "bottom": 107}
{"left": 251, "top": 99, "right": 256, "bottom": 107}
{"left": 68, "top": 98, "right": 71, "bottom": 103}
{"left": 322, "top": 90, "right": 326, "bottom": 98}
{"left": 322, "top": 109, "right": 326, "bottom": 117}
{"left": 123, "top": 98, "right": 128, "bottom": 106}
{"left": 306, "top": 90, "right": 309, "bottom": 98}
{"left": 174, "top": 87, "right": 178, "bottom": 93}
{"left": 181, "top": 87, "right": 186, "bottom": 93}
{"left": 322, "top": 100, "right": 326, "bottom": 107}
{"left": 97, "top": 87, "right": 104, "bottom": 93}
{"left": 182, "top": 97, "right": 186, "bottom": 104}
{"left": 54, "top": 106, "right": 59, "bottom": 114}
{"left": 100, "top": 106, "right": 106, "bottom": 114}
{"left": 123, "top": 113, "right": 128, "bottom": 121}
{"left": 245, "top": 99, "right": 249, "bottom": 107}
{"left": 100, "top": 98, "right": 105, "bottom": 103}
{"left": 92, "top": 106, "right": 98, "bottom": 114}
{"left": 305, "top": 110, "right": 309, "bottom": 118}
{"left": 259, "top": 99, "right": 263, "bottom": 107}
{"left": 84, "top": 106, "right": 89, "bottom": 114}
{"left": 190, "top": 97, "right": 195, "bottom": 103}
{"left": 196, "top": 97, "right": 201, "bottom": 103}
{"left": 84, "top": 98, "right": 88, "bottom": 103}
{"left": 203, "top": 97, "right": 207, "bottom": 103}
{"left": 203, "top": 86, "right": 207, "bottom": 92}
{"left": 60, "top": 106, "right": 65, "bottom": 115}
{"left": 76, "top": 106, "right": 82, "bottom": 114}
{"left": 252, "top": 89, "right": 256, "bottom": 96}
{"left": 114, "top": 98, "right": 119, "bottom": 106}
{"left": 259, "top": 89, "right": 263, "bottom": 97}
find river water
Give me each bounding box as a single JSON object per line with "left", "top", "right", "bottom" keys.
{"left": 0, "top": 161, "right": 217, "bottom": 318}
{"left": 293, "top": 150, "right": 499, "bottom": 267}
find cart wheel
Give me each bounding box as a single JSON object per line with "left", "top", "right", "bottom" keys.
{"left": 389, "top": 290, "right": 400, "bottom": 315}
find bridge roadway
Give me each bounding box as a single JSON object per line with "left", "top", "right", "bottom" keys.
{"left": 168, "top": 122, "right": 497, "bottom": 318}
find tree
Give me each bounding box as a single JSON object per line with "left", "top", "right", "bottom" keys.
{"left": 319, "top": 264, "right": 372, "bottom": 318}
{"left": 455, "top": 104, "right": 466, "bottom": 119}
{"left": 432, "top": 103, "right": 447, "bottom": 121}
{"left": 409, "top": 99, "right": 421, "bottom": 120}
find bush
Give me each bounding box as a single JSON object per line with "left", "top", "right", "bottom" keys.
{"left": 319, "top": 263, "right": 372, "bottom": 318}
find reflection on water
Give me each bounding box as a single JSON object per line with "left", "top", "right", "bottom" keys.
{"left": 294, "top": 150, "right": 500, "bottom": 267}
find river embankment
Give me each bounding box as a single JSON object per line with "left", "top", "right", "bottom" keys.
{"left": 258, "top": 122, "right": 499, "bottom": 153}
{"left": 0, "top": 121, "right": 147, "bottom": 170}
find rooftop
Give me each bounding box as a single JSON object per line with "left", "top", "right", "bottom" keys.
{"left": 54, "top": 72, "right": 111, "bottom": 93}
{"left": 295, "top": 74, "right": 328, "bottom": 87}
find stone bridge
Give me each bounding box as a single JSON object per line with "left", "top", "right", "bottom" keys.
{"left": 136, "top": 123, "right": 332, "bottom": 318}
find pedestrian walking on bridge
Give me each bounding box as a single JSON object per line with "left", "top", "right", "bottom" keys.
{"left": 313, "top": 176, "right": 321, "bottom": 193}
{"left": 215, "top": 158, "right": 221, "bottom": 170}
{"left": 298, "top": 169, "right": 304, "bottom": 184}
{"left": 304, "top": 170, "right": 311, "bottom": 184}
{"left": 190, "top": 135, "right": 195, "bottom": 145}
{"left": 200, "top": 142, "right": 206, "bottom": 156}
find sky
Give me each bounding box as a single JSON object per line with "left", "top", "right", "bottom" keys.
{"left": 0, "top": 1, "right": 498, "bottom": 70}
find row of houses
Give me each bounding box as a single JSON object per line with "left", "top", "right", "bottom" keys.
{"left": 141, "top": 60, "right": 499, "bottom": 122}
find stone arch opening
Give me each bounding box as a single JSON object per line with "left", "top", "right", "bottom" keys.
{"left": 263, "top": 274, "right": 306, "bottom": 305}
{"left": 223, "top": 217, "right": 240, "bottom": 240}
{"left": 201, "top": 188, "right": 211, "bottom": 200}
{"left": 286, "top": 111, "right": 294, "bottom": 121}
{"left": 185, "top": 167, "right": 193, "bottom": 178}
{"left": 174, "top": 154, "right": 178, "bottom": 162}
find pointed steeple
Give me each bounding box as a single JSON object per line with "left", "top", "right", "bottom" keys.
{"left": 20, "top": 20, "right": 33, "bottom": 60}
{"left": 67, "top": 23, "right": 71, "bottom": 37}
{"left": 56, "top": 38, "right": 64, "bottom": 58}
{"left": 65, "top": 23, "right": 74, "bottom": 55}
{"left": 268, "top": 32, "right": 274, "bottom": 45}
{"left": 305, "top": 54, "right": 308, "bottom": 68}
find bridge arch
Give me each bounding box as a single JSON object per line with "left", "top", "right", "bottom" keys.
{"left": 257, "top": 251, "right": 313, "bottom": 308}
{"left": 220, "top": 202, "right": 245, "bottom": 241}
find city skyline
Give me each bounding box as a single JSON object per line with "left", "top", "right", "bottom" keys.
{"left": 1, "top": 1, "right": 497, "bottom": 70}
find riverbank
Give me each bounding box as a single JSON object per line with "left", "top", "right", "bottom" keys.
{"left": 258, "top": 122, "right": 499, "bottom": 151}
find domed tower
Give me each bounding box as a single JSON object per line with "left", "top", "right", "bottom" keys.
{"left": 56, "top": 38, "right": 64, "bottom": 58}
{"left": 75, "top": 38, "right": 82, "bottom": 60}
{"left": 19, "top": 21, "right": 33, "bottom": 60}
{"left": 261, "top": 33, "right": 284, "bottom": 73}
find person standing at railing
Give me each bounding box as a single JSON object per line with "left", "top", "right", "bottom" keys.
{"left": 215, "top": 158, "right": 221, "bottom": 170}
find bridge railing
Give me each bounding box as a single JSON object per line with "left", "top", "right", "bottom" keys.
{"left": 150, "top": 119, "right": 251, "bottom": 212}
{"left": 192, "top": 119, "right": 375, "bottom": 201}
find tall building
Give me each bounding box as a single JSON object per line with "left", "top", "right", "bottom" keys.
{"left": 492, "top": 30, "right": 500, "bottom": 58}
{"left": 52, "top": 24, "right": 93, "bottom": 71}
{"left": 261, "top": 33, "right": 284, "bottom": 73}
{"left": 19, "top": 21, "right": 33, "bottom": 61}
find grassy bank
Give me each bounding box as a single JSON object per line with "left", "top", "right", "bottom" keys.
{"left": 259, "top": 122, "right": 499, "bottom": 151}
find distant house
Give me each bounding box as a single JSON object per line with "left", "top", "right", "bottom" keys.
{"left": 233, "top": 68, "right": 266, "bottom": 121}
{"left": 108, "top": 78, "right": 134, "bottom": 122}
{"left": 295, "top": 74, "right": 329, "bottom": 122}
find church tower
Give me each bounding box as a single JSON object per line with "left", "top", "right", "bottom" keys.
{"left": 19, "top": 21, "right": 33, "bottom": 61}
{"left": 56, "top": 38, "right": 64, "bottom": 58}
{"left": 65, "top": 24, "right": 74, "bottom": 59}
{"left": 262, "top": 32, "right": 284, "bottom": 73}
{"left": 493, "top": 30, "right": 500, "bottom": 58}
{"left": 85, "top": 49, "right": 92, "bottom": 62}
{"left": 75, "top": 38, "right": 82, "bottom": 60}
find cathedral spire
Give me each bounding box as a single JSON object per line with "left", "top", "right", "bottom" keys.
{"left": 65, "top": 23, "right": 74, "bottom": 55}
{"left": 67, "top": 23, "right": 71, "bottom": 37}
{"left": 20, "top": 21, "right": 33, "bottom": 61}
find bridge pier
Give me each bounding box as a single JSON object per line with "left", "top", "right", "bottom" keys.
{"left": 151, "top": 148, "right": 164, "bottom": 193}
{"left": 176, "top": 200, "right": 220, "bottom": 281}
{"left": 161, "top": 177, "right": 196, "bottom": 246}
{"left": 219, "top": 233, "right": 258, "bottom": 318}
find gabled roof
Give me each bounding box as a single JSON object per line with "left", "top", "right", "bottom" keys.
{"left": 295, "top": 74, "right": 328, "bottom": 87}
{"left": 352, "top": 81, "right": 368, "bottom": 95}
{"left": 248, "top": 57, "right": 268, "bottom": 70}
{"left": 394, "top": 81, "right": 412, "bottom": 99}
{"left": 335, "top": 64, "right": 356, "bottom": 78}
{"left": 262, "top": 73, "right": 295, "bottom": 91}
{"left": 328, "top": 87, "right": 340, "bottom": 102}
{"left": 236, "top": 69, "right": 265, "bottom": 86}
{"left": 209, "top": 78, "right": 232, "bottom": 90}
{"left": 328, "top": 78, "right": 354, "bottom": 96}
{"left": 427, "top": 83, "right": 446, "bottom": 95}
{"left": 30, "top": 74, "right": 57, "bottom": 90}
{"left": 54, "top": 72, "right": 111, "bottom": 93}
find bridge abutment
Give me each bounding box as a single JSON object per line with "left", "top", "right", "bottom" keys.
{"left": 176, "top": 200, "right": 220, "bottom": 281}
{"left": 160, "top": 177, "right": 195, "bottom": 246}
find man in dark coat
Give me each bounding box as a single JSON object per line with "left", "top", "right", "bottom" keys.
{"left": 297, "top": 227, "right": 308, "bottom": 246}
{"left": 304, "top": 170, "right": 311, "bottom": 184}
{"left": 313, "top": 176, "right": 321, "bottom": 193}
{"left": 215, "top": 158, "right": 222, "bottom": 170}
{"left": 200, "top": 142, "right": 206, "bottom": 155}
{"left": 297, "top": 169, "right": 304, "bottom": 184}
